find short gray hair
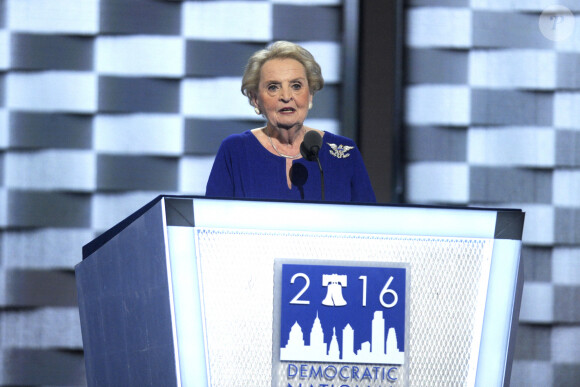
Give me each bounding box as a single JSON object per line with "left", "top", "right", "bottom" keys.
{"left": 241, "top": 41, "right": 324, "bottom": 105}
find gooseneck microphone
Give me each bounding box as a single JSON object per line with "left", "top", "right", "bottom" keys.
{"left": 300, "top": 130, "right": 325, "bottom": 201}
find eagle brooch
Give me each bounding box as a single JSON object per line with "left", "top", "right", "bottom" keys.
{"left": 328, "top": 143, "right": 354, "bottom": 159}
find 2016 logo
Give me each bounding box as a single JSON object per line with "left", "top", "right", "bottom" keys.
{"left": 279, "top": 263, "right": 407, "bottom": 365}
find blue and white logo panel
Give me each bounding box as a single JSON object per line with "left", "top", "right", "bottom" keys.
{"left": 279, "top": 263, "right": 407, "bottom": 365}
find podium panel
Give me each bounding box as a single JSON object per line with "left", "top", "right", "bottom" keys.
{"left": 76, "top": 196, "right": 524, "bottom": 387}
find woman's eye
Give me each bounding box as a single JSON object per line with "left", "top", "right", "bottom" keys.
{"left": 267, "top": 84, "right": 279, "bottom": 92}
{"left": 291, "top": 83, "right": 302, "bottom": 90}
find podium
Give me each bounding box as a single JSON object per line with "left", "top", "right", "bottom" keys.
{"left": 76, "top": 196, "right": 524, "bottom": 386}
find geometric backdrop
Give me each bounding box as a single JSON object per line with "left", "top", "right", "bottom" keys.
{"left": 2, "top": 0, "right": 580, "bottom": 385}
{"left": 0, "top": 0, "right": 346, "bottom": 384}
{"left": 0, "top": 0, "right": 343, "bottom": 385}
{"left": 404, "top": 1, "right": 580, "bottom": 385}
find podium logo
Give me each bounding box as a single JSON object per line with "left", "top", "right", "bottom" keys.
{"left": 278, "top": 263, "right": 407, "bottom": 365}
{"left": 322, "top": 274, "right": 347, "bottom": 306}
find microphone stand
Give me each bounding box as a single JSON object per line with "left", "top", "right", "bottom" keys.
{"left": 315, "top": 152, "right": 325, "bottom": 201}
{"left": 300, "top": 133, "right": 325, "bottom": 201}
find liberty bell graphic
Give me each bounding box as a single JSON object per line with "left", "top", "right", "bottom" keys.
{"left": 322, "top": 274, "right": 348, "bottom": 306}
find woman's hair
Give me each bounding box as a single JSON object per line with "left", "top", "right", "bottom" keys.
{"left": 241, "top": 41, "right": 324, "bottom": 105}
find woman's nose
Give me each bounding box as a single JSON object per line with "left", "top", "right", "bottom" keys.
{"left": 280, "top": 86, "right": 293, "bottom": 101}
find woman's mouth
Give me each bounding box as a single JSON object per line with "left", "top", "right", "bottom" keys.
{"left": 279, "top": 107, "right": 296, "bottom": 113}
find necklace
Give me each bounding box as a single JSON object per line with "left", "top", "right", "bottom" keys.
{"left": 267, "top": 129, "right": 302, "bottom": 159}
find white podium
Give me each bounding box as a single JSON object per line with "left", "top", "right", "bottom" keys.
{"left": 76, "top": 196, "right": 524, "bottom": 386}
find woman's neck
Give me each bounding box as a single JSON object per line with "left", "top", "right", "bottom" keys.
{"left": 267, "top": 124, "right": 306, "bottom": 145}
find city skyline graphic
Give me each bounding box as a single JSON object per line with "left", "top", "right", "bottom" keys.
{"left": 279, "top": 263, "right": 407, "bottom": 366}
{"left": 280, "top": 310, "right": 405, "bottom": 365}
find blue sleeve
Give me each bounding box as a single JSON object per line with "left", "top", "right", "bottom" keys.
{"left": 205, "top": 139, "right": 235, "bottom": 198}
{"left": 350, "top": 146, "right": 377, "bottom": 203}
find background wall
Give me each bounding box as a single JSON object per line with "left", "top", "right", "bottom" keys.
{"left": 0, "top": 0, "right": 347, "bottom": 384}
{"left": 1, "top": 0, "right": 579, "bottom": 385}
{"left": 404, "top": 1, "right": 580, "bottom": 385}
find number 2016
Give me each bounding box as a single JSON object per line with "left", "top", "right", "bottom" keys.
{"left": 288, "top": 273, "right": 398, "bottom": 308}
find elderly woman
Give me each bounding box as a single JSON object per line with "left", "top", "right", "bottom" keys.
{"left": 205, "top": 41, "right": 376, "bottom": 203}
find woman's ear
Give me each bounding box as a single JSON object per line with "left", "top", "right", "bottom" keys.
{"left": 251, "top": 94, "right": 259, "bottom": 108}
{"left": 251, "top": 96, "right": 261, "bottom": 115}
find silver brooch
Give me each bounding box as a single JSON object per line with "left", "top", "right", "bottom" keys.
{"left": 328, "top": 143, "right": 354, "bottom": 159}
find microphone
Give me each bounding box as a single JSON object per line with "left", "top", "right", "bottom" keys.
{"left": 300, "top": 130, "right": 322, "bottom": 161}
{"left": 300, "top": 131, "right": 325, "bottom": 200}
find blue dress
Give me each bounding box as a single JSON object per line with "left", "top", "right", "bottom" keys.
{"left": 205, "top": 130, "right": 376, "bottom": 203}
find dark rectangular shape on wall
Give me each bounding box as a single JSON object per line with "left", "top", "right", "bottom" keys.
{"left": 553, "top": 285, "right": 580, "bottom": 322}
{"left": 406, "top": 49, "right": 468, "bottom": 84}
{"left": 513, "top": 325, "right": 552, "bottom": 360}
{"left": 98, "top": 76, "right": 180, "bottom": 113}
{"left": 556, "top": 131, "right": 580, "bottom": 167}
{"left": 554, "top": 208, "right": 580, "bottom": 244}
{"left": 470, "top": 89, "right": 553, "bottom": 126}
{"left": 184, "top": 119, "right": 263, "bottom": 154}
{"left": 186, "top": 40, "right": 264, "bottom": 77}
{"left": 521, "top": 246, "right": 552, "bottom": 282}
{"left": 0, "top": 2, "right": 5, "bottom": 29}
{"left": 307, "top": 84, "right": 339, "bottom": 119}
{"left": 0, "top": 154, "right": 4, "bottom": 185}
{"left": 273, "top": 5, "right": 341, "bottom": 41}
{"left": 472, "top": 11, "right": 553, "bottom": 49}
{"left": 554, "top": 364, "right": 580, "bottom": 387}
{"left": 3, "top": 348, "right": 86, "bottom": 386}
{"left": 557, "top": 53, "right": 580, "bottom": 89}
{"left": 5, "top": 269, "right": 78, "bottom": 307}
{"left": 10, "top": 112, "right": 93, "bottom": 149}
{"left": 11, "top": 34, "right": 94, "bottom": 71}
{"left": 0, "top": 74, "right": 5, "bottom": 107}
{"left": 96, "top": 155, "right": 178, "bottom": 191}
{"left": 358, "top": 0, "right": 404, "bottom": 203}
{"left": 7, "top": 190, "right": 91, "bottom": 228}
{"left": 406, "top": 126, "right": 466, "bottom": 161}
{"left": 100, "top": 0, "right": 181, "bottom": 35}
{"left": 470, "top": 166, "right": 552, "bottom": 203}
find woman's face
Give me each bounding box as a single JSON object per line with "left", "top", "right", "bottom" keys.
{"left": 253, "top": 58, "right": 313, "bottom": 131}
